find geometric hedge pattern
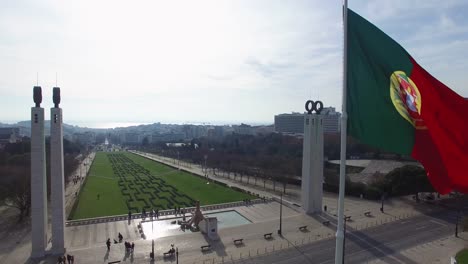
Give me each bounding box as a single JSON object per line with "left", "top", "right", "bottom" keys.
{"left": 108, "top": 154, "right": 196, "bottom": 213}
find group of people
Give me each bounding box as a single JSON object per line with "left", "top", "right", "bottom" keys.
{"left": 57, "top": 254, "right": 74, "bottom": 264}
{"left": 124, "top": 241, "right": 135, "bottom": 253}
{"left": 106, "top": 233, "right": 135, "bottom": 253}
{"left": 174, "top": 206, "right": 185, "bottom": 216}
{"left": 140, "top": 208, "right": 160, "bottom": 219}
{"left": 71, "top": 175, "right": 82, "bottom": 185}
{"left": 128, "top": 206, "right": 187, "bottom": 221}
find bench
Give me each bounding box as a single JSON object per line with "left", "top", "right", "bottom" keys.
{"left": 322, "top": 221, "right": 330, "bottom": 226}
{"left": 163, "top": 252, "right": 174, "bottom": 258}
{"left": 364, "top": 211, "right": 371, "bottom": 217}
{"left": 233, "top": 238, "right": 243, "bottom": 245}
{"left": 344, "top": 216, "right": 352, "bottom": 221}
{"left": 264, "top": 233, "right": 273, "bottom": 239}
{"left": 201, "top": 245, "right": 211, "bottom": 251}
{"left": 298, "top": 225, "right": 308, "bottom": 231}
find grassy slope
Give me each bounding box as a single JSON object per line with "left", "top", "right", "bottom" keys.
{"left": 70, "top": 152, "right": 128, "bottom": 219}
{"left": 457, "top": 249, "right": 468, "bottom": 264}
{"left": 126, "top": 153, "right": 254, "bottom": 205}
{"left": 71, "top": 151, "right": 254, "bottom": 219}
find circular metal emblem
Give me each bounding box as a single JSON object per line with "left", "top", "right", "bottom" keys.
{"left": 305, "top": 100, "right": 323, "bottom": 114}
{"left": 389, "top": 71, "right": 426, "bottom": 129}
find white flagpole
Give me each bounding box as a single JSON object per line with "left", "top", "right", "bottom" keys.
{"left": 335, "top": 0, "right": 348, "bottom": 264}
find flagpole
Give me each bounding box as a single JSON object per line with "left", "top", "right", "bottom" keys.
{"left": 335, "top": 1, "right": 348, "bottom": 264}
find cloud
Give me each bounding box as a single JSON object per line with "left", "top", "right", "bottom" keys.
{"left": 0, "top": 0, "right": 467, "bottom": 125}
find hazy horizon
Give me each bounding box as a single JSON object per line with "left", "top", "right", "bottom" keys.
{"left": 0, "top": 119, "right": 274, "bottom": 129}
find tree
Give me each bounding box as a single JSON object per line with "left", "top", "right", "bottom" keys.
{"left": 142, "top": 136, "right": 150, "bottom": 146}
{"left": 0, "top": 166, "right": 31, "bottom": 221}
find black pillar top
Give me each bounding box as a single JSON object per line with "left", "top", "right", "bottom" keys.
{"left": 53, "top": 87, "right": 61, "bottom": 108}
{"left": 305, "top": 100, "right": 323, "bottom": 115}
{"left": 33, "top": 86, "right": 42, "bottom": 107}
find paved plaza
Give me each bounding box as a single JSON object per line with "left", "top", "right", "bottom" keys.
{"left": 0, "top": 151, "right": 465, "bottom": 264}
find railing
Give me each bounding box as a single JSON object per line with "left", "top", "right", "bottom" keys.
{"left": 66, "top": 198, "right": 273, "bottom": 226}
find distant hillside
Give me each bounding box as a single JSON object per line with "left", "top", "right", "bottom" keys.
{"left": 0, "top": 120, "right": 110, "bottom": 137}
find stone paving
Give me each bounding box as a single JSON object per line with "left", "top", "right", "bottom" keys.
{"left": 368, "top": 233, "right": 468, "bottom": 264}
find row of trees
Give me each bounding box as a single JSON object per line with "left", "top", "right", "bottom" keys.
{"left": 136, "top": 132, "right": 404, "bottom": 196}
{"left": 0, "top": 138, "right": 85, "bottom": 221}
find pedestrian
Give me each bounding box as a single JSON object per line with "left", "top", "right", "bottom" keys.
{"left": 106, "top": 238, "right": 111, "bottom": 250}
{"left": 118, "top": 232, "right": 123, "bottom": 242}
{"left": 156, "top": 209, "right": 159, "bottom": 219}
{"left": 131, "top": 242, "right": 135, "bottom": 253}
{"left": 66, "top": 254, "right": 72, "bottom": 264}
{"left": 71, "top": 255, "right": 74, "bottom": 264}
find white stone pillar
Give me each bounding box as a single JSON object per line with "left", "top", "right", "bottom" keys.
{"left": 301, "top": 114, "right": 324, "bottom": 214}
{"left": 31, "top": 88, "right": 48, "bottom": 258}
{"left": 51, "top": 106, "right": 66, "bottom": 254}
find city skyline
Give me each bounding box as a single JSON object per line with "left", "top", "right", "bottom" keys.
{"left": 1, "top": 0, "right": 468, "bottom": 126}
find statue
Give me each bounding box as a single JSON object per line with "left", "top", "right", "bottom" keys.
{"left": 33, "top": 86, "right": 42, "bottom": 107}
{"left": 187, "top": 201, "right": 205, "bottom": 228}
{"left": 53, "top": 87, "right": 60, "bottom": 108}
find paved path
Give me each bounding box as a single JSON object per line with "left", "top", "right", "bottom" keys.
{"left": 230, "top": 210, "right": 466, "bottom": 264}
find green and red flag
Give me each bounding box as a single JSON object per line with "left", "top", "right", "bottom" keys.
{"left": 347, "top": 8, "right": 468, "bottom": 194}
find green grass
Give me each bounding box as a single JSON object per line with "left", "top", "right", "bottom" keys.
{"left": 457, "top": 249, "right": 468, "bottom": 264}
{"left": 70, "top": 151, "right": 255, "bottom": 219}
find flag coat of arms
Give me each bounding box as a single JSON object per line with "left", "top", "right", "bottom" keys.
{"left": 347, "top": 9, "right": 468, "bottom": 194}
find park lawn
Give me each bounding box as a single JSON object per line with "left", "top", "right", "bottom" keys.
{"left": 70, "top": 152, "right": 128, "bottom": 219}
{"left": 457, "top": 249, "right": 468, "bottom": 264}
{"left": 70, "top": 151, "right": 255, "bottom": 219}
{"left": 125, "top": 152, "right": 255, "bottom": 205}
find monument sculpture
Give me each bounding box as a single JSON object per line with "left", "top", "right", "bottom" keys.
{"left": 50, "top": 87, "right": 66, "bottom": 254}
{"left": 30, "top": 86, "right": 67, "bottom": 258}
{"left": 31, "top": 86, "right": 48, "bottom": 258}
{"left": 301, "top": 100, "right": 324, "bottom": 214}
{"left": 187, "top": 201, "right": 205, "bottom": 228}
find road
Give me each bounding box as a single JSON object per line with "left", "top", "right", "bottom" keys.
{"left": 231, "top": 209, "right": 458, "bottom": 264}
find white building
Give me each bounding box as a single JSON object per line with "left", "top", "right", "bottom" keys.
{"left": 274, "top": 107, "right": 341, "bottom": 134}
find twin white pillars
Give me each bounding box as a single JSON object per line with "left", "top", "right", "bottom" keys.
{"left": 301, "top": 112, "right": 324, "bottom": 214}
{"left": 30, "top": 86, "right": 66, "bottom": 259}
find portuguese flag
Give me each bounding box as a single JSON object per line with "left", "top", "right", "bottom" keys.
{"left": 347, "top": 9, "right": 468, "bottom": 194}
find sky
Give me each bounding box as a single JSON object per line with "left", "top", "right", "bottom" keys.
{"left": 1, "top": 0, "right": 467, "bottom": 128}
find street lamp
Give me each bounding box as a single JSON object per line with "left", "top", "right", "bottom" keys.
{"left": 278, "top": 192, "right": 283, "bottom": 235}
{"left": 204, "top": 155, "right": 208, "bottom": 176}
{"left": 380, "top": 193, "right": 386, "bottom": 213}
{"left": 177, "top": 151, "right": 180, "bottom": 168}
{"left": 151, "top": 239, "right": 154, "bottom": 259}
{"left": 343, "top": 216, "right": 348, "bottom": 264}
